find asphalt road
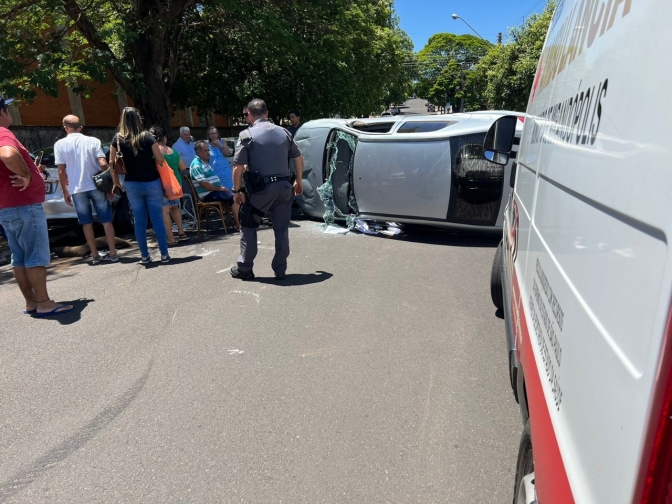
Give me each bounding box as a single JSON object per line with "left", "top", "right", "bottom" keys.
{"left": 397, "top": 98, "right": 435, "bottom": 116}
{"left": 0, "top": 219, "right": 520, "bottom": 503}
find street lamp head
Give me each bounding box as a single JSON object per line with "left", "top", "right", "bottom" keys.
{"left": 450, "top": 13, "right": 487, "bottom": 41}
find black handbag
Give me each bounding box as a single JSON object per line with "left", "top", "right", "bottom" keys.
{"left": 93, "top": 169, "right": 114, "bottom": 194}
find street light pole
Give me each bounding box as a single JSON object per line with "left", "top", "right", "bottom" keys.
{"left": 451, "top": 14, "right": 488, "bottom": 113}
{"left": 451, "top": 14, "right": 487, "bottom": 42}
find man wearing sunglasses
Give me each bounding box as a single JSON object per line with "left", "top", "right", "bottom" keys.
{"left": 243, "top": 105, "right": 254, "bottom": 126}
{"left": 0, "top": 96, "right": 73, "bottom": 317}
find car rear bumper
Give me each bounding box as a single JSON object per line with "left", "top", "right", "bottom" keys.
{"left": 43, "top": 198, "right": 79, "bottom": 221}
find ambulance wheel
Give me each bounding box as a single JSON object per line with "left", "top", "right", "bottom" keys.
{"left": 491, "top": 240, "right": 504, "bottom": 310}
{"left": 512, "top": 421, "right": 534, "bottom": 504}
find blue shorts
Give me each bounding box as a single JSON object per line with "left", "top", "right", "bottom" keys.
{"left": 163, "top": 197, "right": 180, "bottom": 207}
{"left": 0, "top": 203, "right": 51, "bottom": 268}
{"left": 72, "top": 189, "right": 113, "bottom": 225}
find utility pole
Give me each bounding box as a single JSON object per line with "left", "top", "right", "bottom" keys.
{"left": 498, "top": 32, "right": 502, "bottom": 44}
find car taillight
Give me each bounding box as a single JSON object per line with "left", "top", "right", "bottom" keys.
{"left": 633, "top": 304, "right": 672, "bottom": 504}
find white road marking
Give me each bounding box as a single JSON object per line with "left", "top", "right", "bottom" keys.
{"left": 217, "top": 265, "right": 233, "bottom": 274}
{"left": 231, "top": 290, "right": 260, "bottom": 304}
{"left": 228, "top": 349, "right": 245, "bottom": 355}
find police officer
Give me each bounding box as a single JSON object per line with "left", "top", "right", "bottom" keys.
{"left": 230, "top": 99, "right": 304, "bottom": 280}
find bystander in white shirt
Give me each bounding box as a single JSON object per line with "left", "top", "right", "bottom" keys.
{"left": 53, "top": 133, "right": 105, "bottom": 194}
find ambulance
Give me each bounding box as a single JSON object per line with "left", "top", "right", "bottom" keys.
{"left": 487, "top": 0, "right": 672, "bottom": 502}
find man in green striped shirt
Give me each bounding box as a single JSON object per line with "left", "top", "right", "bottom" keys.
{"left": 189, "top": 140, "right": 234, "bottom": 204}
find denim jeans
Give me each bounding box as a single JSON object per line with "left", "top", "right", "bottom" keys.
{"left": 72, "top": 189, "right": 113, "bottom": 225}
{"left": 124, "top": 179, "right": 168, "bottom": 257}
{"left": 0, "top": 203, "right": 51, "bottom": 268}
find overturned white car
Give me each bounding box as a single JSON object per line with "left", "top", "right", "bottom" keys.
{"left": 293, "top": 112, "right": 523, "bottom": 234}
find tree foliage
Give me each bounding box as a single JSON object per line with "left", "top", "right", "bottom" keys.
{"left": 414, "top": 33, "right": 491, "bottom": 108}
{"left": 470, "top": 1, "right": 555, "bottom": 111}
{"left": 414, "top": 1, "right": 555, "bottom": 113}
{"left": 0, "top": 0, "right": 414, "bottom": 132}
{"left": 173, "top": 0, "right": 414, "bottom": 121}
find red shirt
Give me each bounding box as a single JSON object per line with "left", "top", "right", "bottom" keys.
{"left": 0, "top": 127, "right": 45, "bottom": 209}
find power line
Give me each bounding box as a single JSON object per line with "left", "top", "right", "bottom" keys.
{"left": 511, "top": 0, "right": 548, "bottom": 27}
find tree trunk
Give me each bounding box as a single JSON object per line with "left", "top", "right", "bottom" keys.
{"left": 131, "top": 83, "right": 174, "bottom": 143}
{"left": 127, "top": 26, "right": 180, "bottom": 143}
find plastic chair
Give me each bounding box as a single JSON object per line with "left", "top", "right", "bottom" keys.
{"left": 183, "top": 176, "right": 229, "bottom": 235}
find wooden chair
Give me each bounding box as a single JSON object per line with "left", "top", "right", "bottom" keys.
{"left": 183, "top": 176, "right": 229, "bottom": 235}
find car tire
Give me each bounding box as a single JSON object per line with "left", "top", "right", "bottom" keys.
{"left": 512, "top": 421, "right": 534, "bottom": 504}
{"left": 113, "top": 194, "right": 134, "bottom": 235}
{"left": 491, "top": 240, "right": 504, "bottom": 310}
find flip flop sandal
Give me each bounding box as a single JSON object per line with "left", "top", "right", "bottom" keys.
{"left": 178, "top": 235, "right": 190, "bottom": 241}
{"left": 23, "top": 309, "right": 37, "bottom": 315}
{"left": 33, "top": 305, "right": 75, "bottom": 318}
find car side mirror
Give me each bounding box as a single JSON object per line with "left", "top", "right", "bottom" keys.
{"left": 484, "top": 151, "right": 509, "bottom": 165}
{"left": 483, "top": 115, "right": 517, "bottom": 165}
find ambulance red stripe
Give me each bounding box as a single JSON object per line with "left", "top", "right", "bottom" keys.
{"left": 512, "top": 269, "right": 575, "bottom": 503}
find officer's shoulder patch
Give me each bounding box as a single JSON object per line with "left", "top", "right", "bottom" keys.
{"left": 239, "top": 129, "right": 253, "bottom": 148}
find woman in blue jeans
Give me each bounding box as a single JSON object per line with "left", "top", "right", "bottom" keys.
{"left": 110, "top": 107, "right": 170, "bottom": 264}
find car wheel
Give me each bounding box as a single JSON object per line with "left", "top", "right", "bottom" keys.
{"left": 113, "top": 194, "right": 134, "bottom": 235}
{"left": 512, "top": 421, "right": 534, "bottom": 504}
{"left": 491, "top": 240, "right": 504, "bottom": 310}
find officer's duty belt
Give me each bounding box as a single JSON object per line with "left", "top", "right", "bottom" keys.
{"left": 262, "top": 175, "right": 291, "bottom": 184}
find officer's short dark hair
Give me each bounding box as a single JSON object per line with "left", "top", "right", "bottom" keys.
{"left": 247, "top": 99, "right": 267, "bottom": 117}
{"left": 194, "top": 140, "right": 208, "bottom": 152}
{"left": 289, "top": 109, "right": 301, "bottom": 118}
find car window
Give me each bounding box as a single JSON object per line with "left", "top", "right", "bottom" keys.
{"left": 447, "top": 134, "right": 505, "bottom": 226}
{"left": 348, "top": 121, "right": 396, "bottom": 133}
{"left": 397, "top": 121, "right": 457, "bottom": 134}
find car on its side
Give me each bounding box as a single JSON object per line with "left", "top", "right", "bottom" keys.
{"left": 34, "top": 144, "right": 134, "bottom": 233}
{"left": 292, "top": 111, "right": 523, "bottom": 234}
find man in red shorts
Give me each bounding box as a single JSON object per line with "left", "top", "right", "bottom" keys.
{"left": 0, "top": 96, "right": 73, "bottom": 317}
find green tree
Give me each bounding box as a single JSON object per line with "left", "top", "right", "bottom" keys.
{"left": 414, "top": 33, "right": 491, "bottom": 105}
{"left": 0, "top": 0, "right": 201, "bottom": 134}
{"left": 1, "top": 0, "right": 413, "bottom": 134}
{"left": 470, "top": 1, "right": 555, "bottom": 111}
{"left": 173, "top": 0, "right": 412, "bottom": 121}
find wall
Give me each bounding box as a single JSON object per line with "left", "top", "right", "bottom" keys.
{"left": 15, "top": 73, "right": 232, "bottom": 130}
{"left": 13, "top": 126, "right": 249, "bottom": 153}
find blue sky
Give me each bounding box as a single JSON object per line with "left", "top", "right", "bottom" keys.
{"left": 394, "top": 0, "right": 550, "bottom": 51}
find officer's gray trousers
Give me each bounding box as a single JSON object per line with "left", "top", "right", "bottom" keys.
{"left": 237, "top": 181, "right": 294, "bottom": 274}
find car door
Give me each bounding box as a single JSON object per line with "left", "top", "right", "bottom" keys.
{"left": 352, "top": 137, "right": 452, "bottom": 220}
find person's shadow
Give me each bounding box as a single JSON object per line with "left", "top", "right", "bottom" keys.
{"left": 254, "top": 270, "right": 333, "bottom": 286}
{"left": 33, "top": 298, "right": 94, "bottom": 326}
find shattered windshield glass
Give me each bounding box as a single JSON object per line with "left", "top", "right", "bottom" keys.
{"left": 317, "top": 130, "right": 359, "bottom": 228}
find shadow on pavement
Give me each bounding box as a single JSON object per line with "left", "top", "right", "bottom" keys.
{"left": 254, "top": 270, "right": 333, "bottom": 287}
{"left": 32, "top": 298, "right": 95, "bottom": 325}
{"left": 399, "top": 226, "right": 501, "bottom": 248}
{"left": 495, "top": 308, "right": 504, "bottom": 320}
{"left": 142, "top": 256, "right": 203, "bottom": 268}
